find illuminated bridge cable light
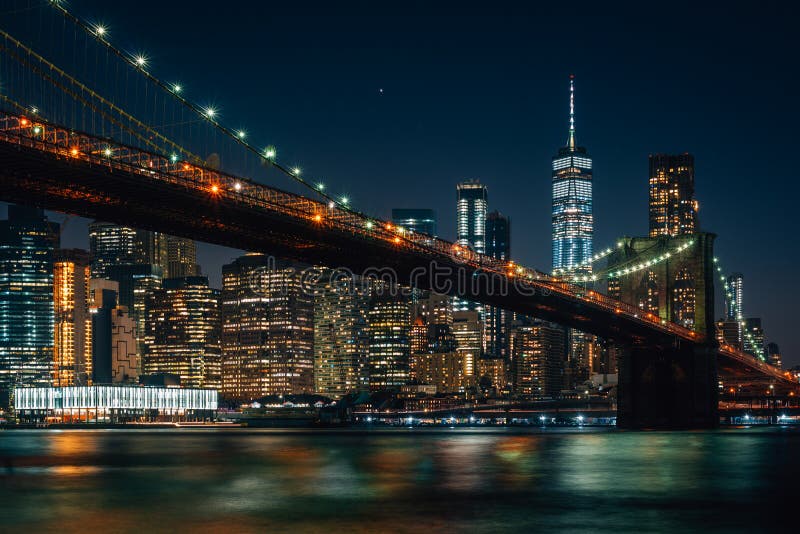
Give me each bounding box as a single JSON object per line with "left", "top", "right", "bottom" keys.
{"left": 46, "top": 2, "right": 363, "bottom": 217}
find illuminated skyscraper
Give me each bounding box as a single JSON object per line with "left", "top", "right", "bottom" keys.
{"left": 220, "top": 255, "right": 314, "bottom": 401}
{"left": 552, "top": 76, "right": 593, "bottom": 388}
{"left": 367, "top": 292, "right": 411, "bottom": 390}
{"left": 552, "top": 75, "right": 593, "bottom": 273}
{"left": 313, "top": 271, "right": 370, "bottom": 398}
{"left": 456, "top": 181, "right": 488, "bottom": 254}
{"left": 144, "top": 276, "right": 221, "bottom": 388}
{"left": 0, "top": 205, "right": 59, "bottom": 407}
{"left": 648, "top": 153, "right": 698, "bottom": 238}
{"left": 511, "top": 318, "right": 565, "bottom": 399}
{"left": 485, "top": 211, "right": 511, "bottom": 359}
{"left": 452, "top": 310, "right": 482, "bottom": 381}
{"left": 53, "top": 249, "right": 92, "bottom": 386}
{"left": 726, "top": 273, "right": 744, "bottom": 320}
{"left": 456, "top": 181, "right": 488, "bottom": 313}
{"left": 88, "top": 222, "right": 169, "bottom": 278}
{"left": 166, "top": 236, "right": 200, "bottom": 278}
{"left": 392, "top": 208, "right": 437, "bottom": 237}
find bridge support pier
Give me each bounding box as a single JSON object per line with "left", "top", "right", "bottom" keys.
{"left": 617, "top": 343, "right": 718, "bottom": 429}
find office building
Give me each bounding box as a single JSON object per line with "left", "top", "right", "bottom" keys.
{"left": 456, "top": 181, "right": 488, "bottom": 254}
{"left": 648, "top": 153, "right": 698, "bottom": 238}
{"left": 166, "top": 236, "right": 200, "bottom": 278}
{"left": 0, "top": 206, "right": 59, "bottom": 407}
{"left": 145, "top": 276, "right": 221, "bottom": 388}
{"left": 313, "top": 270, "right": 370, "bottom": 399}
{"left": 391, "top": 208, "right": 437, "bottom": 237}
{"left": 90, "top": 280, "right": 138, "bottom": 384}
{"left": 367, "top": 292, "right": 411, "bottom": 390}
{"left": 552, "top": 75, "right": 592, "bottom": 273}
{"left": 53, "top": 249, "right": 92, "bottom": 386}
{"left": 452, "top": 310, "right": 482, "bottom": 380}
{"left": 485, "top": 211, "right": 511, "bottom": 359}
{"left": 511, "top": 318, "right": 565, "bottom": 399}
{"left": 105, "top": 263, "right": 163, "bottom": 356}
{"left": 767, "top": 342, "right": 781, "bottom": 369}
{"left": 743, "top": 318, "right": 765, "bottom": 360}
{"left": 221, "top": 255, "right": 314, "bottom": 401}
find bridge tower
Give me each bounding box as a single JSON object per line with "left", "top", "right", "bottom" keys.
{"left": 609, "top": 233, "right": 719, "bottom": 428}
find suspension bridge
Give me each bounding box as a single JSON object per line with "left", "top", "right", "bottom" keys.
{"left": 0, "top": 0, "right": 795, "bottom": 428}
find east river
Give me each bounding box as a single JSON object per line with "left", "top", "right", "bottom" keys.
{"left": 1, "top": 427, "right": 798, "bottom": 532}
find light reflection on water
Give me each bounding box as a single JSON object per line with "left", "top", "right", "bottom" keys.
{"left": 1, "top": 427, "right": 797, "bottom": 533}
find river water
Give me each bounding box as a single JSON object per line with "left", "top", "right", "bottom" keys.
{"left": 1, "top": 427, "right": 797, "bottom": 532}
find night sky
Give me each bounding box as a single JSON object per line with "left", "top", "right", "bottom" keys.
{"left": 3, "top": 1, "right": 799, "bottom": 364}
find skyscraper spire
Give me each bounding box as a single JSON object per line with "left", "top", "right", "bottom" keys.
{"left": 568, "top": 74, "right": 576, "bottom": 150}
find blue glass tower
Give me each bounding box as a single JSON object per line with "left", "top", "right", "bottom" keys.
{"left": 0, "top": 205, "right": 60, "bottom": 407}
{"left": 552, "top": 75, "right": 593, "bottom": 274}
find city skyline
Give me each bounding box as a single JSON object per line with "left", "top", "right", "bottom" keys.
{"left": 2, "top": 2, "right": 793, "bottom": 364}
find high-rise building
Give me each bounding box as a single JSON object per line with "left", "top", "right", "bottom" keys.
{"left": 511, "top": 318, "right": 565, "bottom": 399}
{"left": 552, "top": 75, "right": 592, "bottom": 273}
{"left": 725, "top": 273, "right": 744, "bottom": 320}
{"left": 220, "top": 255, "right": 314, "bottom": 401}
{"left": 551, "top": 76, "right": 593, "bottom": 388}
{"left": 648, "top": 153, "right": 698, "bottom": 238}
{"left": 89, "top": 280, "right": 138, "bottom": 384}
{"left": 767, "top": 342, "right": 781, "bottom": 369}
{"left": 485, "top": 211, "right": 511, "bottom": 360}
{"left": 414, "top": 292, "right": 453, "bottom": 326}
{"left": 88, "top": 222, "right": 139, "bottom": 278}
{"left": 166, "top": 236, "right": 200, "bottom": 278}
{"left": 313, "top": 270, "right": 370, "bottom": 399}
{"left": 452, "top": 310, "right": 482, "bottom": 381}
{"left": 391, "top": 209, "right": 437, "bottom": 237}
{"left": 743, "top": 318, "right": 765, "bottom": 361}
{"left": 0, "top": 205, "right": 59, "bottom": 407}
{"left": 456, "top": 181, "right": 488, "bottom": 254}
{"left": 367, "top": 292, "right": 411, "bottom": 390}
{"left": 105, "top": 263, "right": 163, "bottom": 357}
{"left": 53, "top": 249, "right": 92, "bottom": 386}
{"left": 410, "top": 324, "right": 466, "bottom": 394}
{"left": 145, "top": 276, "right": 221, "bottom": 388}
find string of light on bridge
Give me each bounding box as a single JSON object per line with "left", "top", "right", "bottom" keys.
{"left": 553, "top": 239, "right": 696, "bottom": 283}
{"left": 46, "top": 0, "right": 378, "bottom": 226}
{"left": 713, "top": 257, "right": 767, "bottom": 361}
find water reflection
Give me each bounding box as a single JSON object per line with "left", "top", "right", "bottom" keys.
{"left": 1, "top": 428, "right": 797, "bottom": 532}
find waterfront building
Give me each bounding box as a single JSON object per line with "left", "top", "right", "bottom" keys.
{"left": 53, "top": 249, "right": 92, "bottom": 386}
{"left": 14, "top": 385, "right": 217, "bottom": 423}
{"left": 0, "top": 205, "right": 59, "bottom": 408}
{"left": 221, "top": 255, "right": 314, "bottom": 401}
{"left": 313, "top": 269, "right": 370, "bottom": 399}
{"left": 511, "top": 318, "right": 565, "bottom": 399}
{"left": 648, "top": 153, "right": 698, "bottom": 238}
{"left": 145, "top": 276, "right": 221, "bottom": 388}
{"left": 90, "top": 280, "right": 138, "bottom": 384}
{"left": 367, "top": 292, "right": 411, "bottom": 390}
{"left": 391, "top": 208, "right": 437, "bottom": 237}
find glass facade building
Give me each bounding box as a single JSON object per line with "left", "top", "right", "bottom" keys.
{"left": 0, "top": 206, "right": 59, "bottom": 408}
{"left": 220, "top": 255, "right": 314, "bottom": 401}
{"left": 485, "top": 211, "right": 511, "bottom": 359}
{"left": 145, "top": 276, "right": 221, "bottom": 389}
{"left": 456, "top": 181, "right": 488, "bottom": 254}
{"left": 648, "top": 153, "right": 698, "bottom": 238}
{"left": 391, "top": 208, "right": 437, "bottom": 237}
{"left": 313, "top": 271, "right": 370, "bottom": 399}
{"left": 552, "top": 76, "right": 593, "bottom": 274}
{"left": 53, "top": 249, "right": 92, "bottom": 387}
{"left": 367, "top": 293, "right": 411, "bottom": 391}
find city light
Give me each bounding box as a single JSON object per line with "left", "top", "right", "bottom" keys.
{"left": 237, "top": 130, "right": 246, "bottom": 139}
{"left": 204, "top": 107, "right": 217, "bottom": 119}
{"left": 264, "top": 146, "right": 276, "bottom": 159}
{"left": 133, "top": 54, "right": 147, "bottom": 67}
{"left": 292, "top": 167, "right": 301, "bottom": 176}
{"left": 234, "top": 182, "right": 242, "bottom": 191}
{"left": 173, "top": 83, "right": 182, "bottom": 93}
{"left": 94, "top": 24, "right": 107, "bottom": 37}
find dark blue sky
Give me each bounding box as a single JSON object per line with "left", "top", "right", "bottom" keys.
{"left": 6, "top": 1, "right": 799, "bottom": 363}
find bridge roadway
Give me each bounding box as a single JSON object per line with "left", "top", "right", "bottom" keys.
{"left": 0, "top": 112, "right": 794, "bottom": 392}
